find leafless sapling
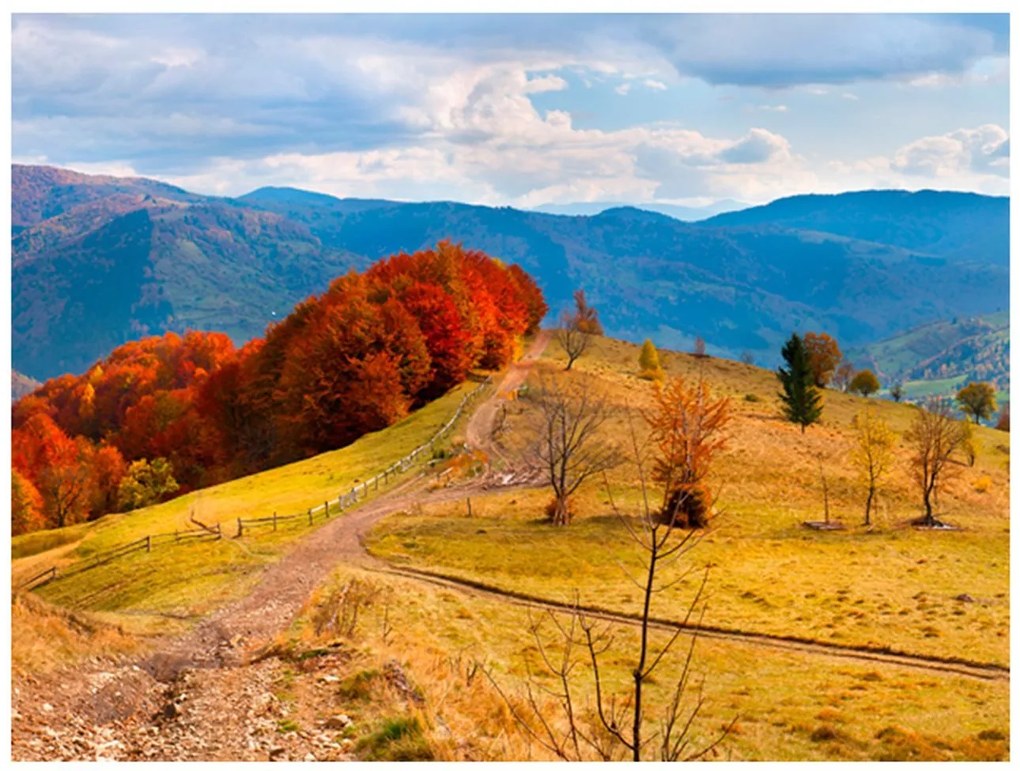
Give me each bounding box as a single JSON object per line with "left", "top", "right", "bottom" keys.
{"left": 905, "top": 396, "right": 968, "bottom": 527}
{"left": 527, "top": 373, "right": 621, "bottom": 526}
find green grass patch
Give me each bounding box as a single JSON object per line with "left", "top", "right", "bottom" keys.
{"left": 357, "top": 716, "right": 434, "bottom": 761}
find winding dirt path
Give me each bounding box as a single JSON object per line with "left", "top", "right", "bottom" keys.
{"left": 11, "top": 330, "right": 1009, "bottom": 761}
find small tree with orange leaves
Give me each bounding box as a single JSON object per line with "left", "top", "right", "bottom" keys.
{"left": 803, "top": 332, "right": 843, "bottom": 388}
{"left": 646, "top": 375, "right": 732, "bottom": 528}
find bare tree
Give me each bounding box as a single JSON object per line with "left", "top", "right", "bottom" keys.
{"left": 492, "top": 375, "right": 735, "bottom": 759}
{"left": 850, "top": 408, "right": 895, "bottom": 526}
{"left": 556, "top": 290, "right": 603, "bottom": 371}
{"left": 905, "top": 397, "right": 968, "bottom": 527}
{"left": 556, "top": 309, "right": 593, "bottom": 372}
{"left": 528, "top": 374, "right": 620, "bottom": 525}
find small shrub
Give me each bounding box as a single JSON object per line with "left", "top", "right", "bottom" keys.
{"left": 336, "top": 668, "right": 382, "bottom": 702}
{"left": 639, "top": 367, "right": 665, "bottom": 382}
{"left": 357, "top": 716, "right": 434, "bottom": 761}
{"left": 660, "top": 484, "right": 712, "bottom": 529}
{"left": 544, "top": 496, "right": 574, "bottom": 523}
{"left": 977, "top": 729, "right": 1006, "bottom": 742}
{"left": 312, "top": 578, "right": 382, "bottom": 638}
{"left": 744, "top": 393, "right": 762, "bottom": 403}
{"left": 810, "top": 725, "right": 839, "bottom": 742}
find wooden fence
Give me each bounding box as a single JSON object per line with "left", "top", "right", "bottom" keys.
{"left": 233, "top": 376, "right": 491, "bottom": 536}
{"left": 18, "top": 377, "right": 492, "bottom": 592}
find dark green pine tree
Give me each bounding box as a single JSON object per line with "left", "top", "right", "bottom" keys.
{"left": 777, "top": 333, "right": 823, "bottom": 433}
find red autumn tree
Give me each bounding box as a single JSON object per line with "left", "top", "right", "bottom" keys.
{"left": 803, "top": 332, "right": 843, "bottom": 388}
{"left": 12, "top": 469, "right": 46, "bottom": 536}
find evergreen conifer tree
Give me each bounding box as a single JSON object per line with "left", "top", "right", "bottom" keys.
{"left": 777, "top": 333, "right": 822, "bottom": 432}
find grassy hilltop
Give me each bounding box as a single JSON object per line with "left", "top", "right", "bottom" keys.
{"left": 12, "top": 335, "right": 1009, "bottom": 761}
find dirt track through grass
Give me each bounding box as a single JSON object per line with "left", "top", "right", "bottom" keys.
{"left": 368, "top": 564, "right": 1008, "bottom": 682}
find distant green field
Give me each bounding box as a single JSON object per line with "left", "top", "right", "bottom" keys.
{"left": 850, "top": 312, "right": 1008, "bottom": 398}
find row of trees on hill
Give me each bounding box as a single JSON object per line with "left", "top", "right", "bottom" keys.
{"left": 778, "top": 332, "right": 1001, "bottom": 431}
{"left": 773, "top": 332, "right": 999, "bottom": 528}
{"left": 11, "top": 241, "right": 546, "bottom": 534}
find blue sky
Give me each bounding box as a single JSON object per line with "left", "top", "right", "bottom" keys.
{"left": 11, "top": 13, "right": 1010, "bottom": 207}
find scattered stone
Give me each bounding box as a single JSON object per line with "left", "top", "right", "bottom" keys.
{"left": 304, "top": 752, "right": 317, "bottom": 761}
{"left": 955, "top": 593, "right": 976, "bottom": 603}
{"left": 41, "top": 703, "right": 54, "bottom": 713}
{"left": 268, "top": 746, "right": 285, "bottom": 761}
{"left": 324, "top": 714, "right": 352, "bottom": 730}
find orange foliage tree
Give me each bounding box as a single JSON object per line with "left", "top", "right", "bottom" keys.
{"left": 645, "top": 375, "right": 732, "bottom": 528}
{"left": 803, "top": 332, "right": 843, "bottom": 388}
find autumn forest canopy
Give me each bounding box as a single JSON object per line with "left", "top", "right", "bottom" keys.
{"left": 11, "top": 241, "right": 547, "bottom": 535}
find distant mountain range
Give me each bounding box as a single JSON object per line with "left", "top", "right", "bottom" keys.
{"left": 12, "top": 164, "right": 1009, "bottom": 381}
{"left": 531, "top": 199, "right": 747, "bottom": 220}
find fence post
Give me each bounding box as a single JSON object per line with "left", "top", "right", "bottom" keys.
{"left": 146, "top": 535, "right": 152, "bottom": 552}
{"left": 216, "top": 523, "right": 222, "bottom": 540}
{"left": 467, "top": 497, "right": 472, "bottom": 518}
{"left": 375, "top": 475, "right": 379, "bottom": 491}
{"left": 308, "top": 508, "right": 313, "bottom": 526}
{"left": 273, "top": 511, "right": 277, "bottom": 531}
{"left": 237, "top": 517, "right": 243, "bottom": 538}
{"left": 325, "top": 500, "right": 329, "bottom": 517}
{"left": 175, "top": 529, "right": 180, "bottom": 543}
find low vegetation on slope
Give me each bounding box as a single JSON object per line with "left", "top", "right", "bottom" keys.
{"left": 11, "top": 381, "right": 481, "bottom": 636}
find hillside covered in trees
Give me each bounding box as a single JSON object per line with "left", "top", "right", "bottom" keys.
{"left": 11, "top": 241, "right": 545, "bottom": 534}
{"left": 13, "top": 165, "right": 1008, "bottom": 380}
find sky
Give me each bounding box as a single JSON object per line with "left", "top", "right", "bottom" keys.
{"left": 10, "top": 13, "right": 1011, "bottom": 208}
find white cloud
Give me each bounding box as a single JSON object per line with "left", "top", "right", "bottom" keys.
{"left": 615, "top": 83, "right": 632, "bottom": 96}
{"left": 892, "top": 124, "right": 1009, "bottom": 178}
{"left": 643, "top": 79, "right": 668, "bottom": 91}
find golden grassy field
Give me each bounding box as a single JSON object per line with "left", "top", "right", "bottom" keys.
{"left": 353, "top": 335, "right": 1009, "bottom": 760}
{"left": 271, "top": 562, "right": 1009, "bottom": 761}
{"left": 368, "top": 336, "right": 1009, "bottom": 665}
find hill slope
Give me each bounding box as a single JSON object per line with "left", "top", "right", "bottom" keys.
{"left": 848, "top": 312, "right": 1009, "bottom": 396}
{"left": 13, "top": 166, "right": 1009, "bottom": 379}
{"left": 701, "top": 189, "right": 1009, "bottom": 266}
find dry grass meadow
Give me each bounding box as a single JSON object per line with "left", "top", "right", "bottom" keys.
{"left": 11, "top": 335, "right": 1009, "bottom": 760}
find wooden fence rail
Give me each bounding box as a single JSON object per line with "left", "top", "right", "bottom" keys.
{"left": 20, "top": 376, "right": 492, "bottom": 592}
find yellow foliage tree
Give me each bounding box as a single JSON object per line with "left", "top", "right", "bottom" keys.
{"left": 638, "top": 339, "right": 664, "bottom": 382}
{"left": 849, "top": 407, "right": 896, "bottom": 526}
